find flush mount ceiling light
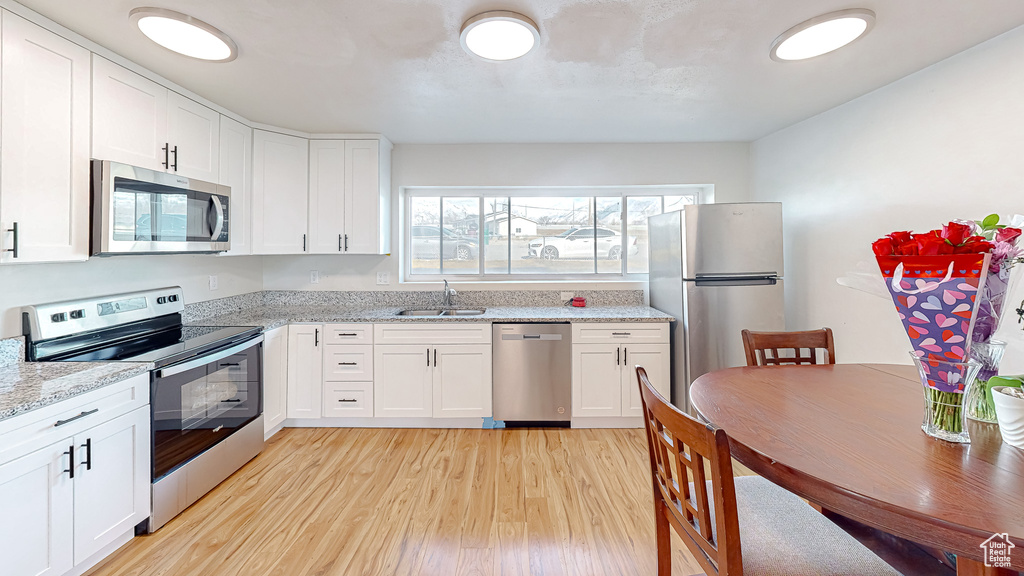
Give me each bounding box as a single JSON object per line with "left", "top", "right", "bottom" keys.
{"left": 460, "top": 11, "right": 539, "bottom": 61}
{"left": 770, "top": 9, "right": 875, "bottom": 62}
{"left": 129, "top": 7, "right": 237, "bottom": 62}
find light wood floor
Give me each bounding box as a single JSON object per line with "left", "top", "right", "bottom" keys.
{"left": 88, "top": 427, "right": 748, "bottom": 576}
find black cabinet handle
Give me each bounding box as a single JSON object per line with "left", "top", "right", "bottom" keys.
{"left": 314, "top": 328, "right": 319, "bottom": 347}
{"left": 338, "top": 398, "right": 357, "bottom": 403}
{"left": 612, "top": 332, "right": 631, "bottom": 336}
{"left": 55, "top": 408, "right": 99, "bottom": 427}
{"left": 171, "top": 145, "right": 178, "bottom": 171}
{"left": 4, "top": 222, "right": 17, "bottom": 259}
{"left": 303, "top": 234, "right": 307, "bottom": 252}
{"left": 162, "top": 143, "right": 169, "bottom": 169}
{"left": 338, "top": 234, "right": 342, "bottom": 252}
{"left": 338, "top": 362, "right": 357, "bottom": 366}
{"left": 344, "top": 234, "right": 349, "bottom": 252}
{"left": 222, "top": 398, "right": 242, "bottom": 403}
{"left": 81, "top": 438, "right": 92, "bottom": 471}
{"left": 434, "top": 348, "right": 437, "bottom": 366}
{"left": 616, "top": 347, "right": 620, "bottom": 366}
{"left": 426, "top": 348, "right": 430, "bottom": 367}
{"left": 624, "top": 348, "right": 627, "bottom": 365}
{"left": 338, "top": 333, "right": 358, "bottom": 337}
{"left": 64, "top": 445, "right": 75, "bottom": 479}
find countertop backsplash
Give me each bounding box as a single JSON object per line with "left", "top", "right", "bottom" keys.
{"left": 186, "top": 289, "right": 646, "bottom": 323}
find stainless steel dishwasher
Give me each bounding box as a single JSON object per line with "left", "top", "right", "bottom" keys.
{"left": 492, "top": 323, "right": 572, "bottom": 424}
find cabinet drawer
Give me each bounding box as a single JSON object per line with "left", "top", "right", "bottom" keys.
{"left": 0, "top": 373, "right": 149, "bottom": 467}
{"left": 323, "top": 324, "right": 373, "bottom": 345}
{"left": 323, "top": 382, "right": 373, "bottom": 418}
{"left": 571, "top": 323, "right": 669, "bottom": 344}
{"left": 323, "top": 345, "right": 374, "bottom": 381}
{"left": 374, "top": 323, "right": 491, "bottom": 345}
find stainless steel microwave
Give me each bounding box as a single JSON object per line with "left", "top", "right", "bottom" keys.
{"left": 91, "top": 160, "right": 230, "bottom": 255}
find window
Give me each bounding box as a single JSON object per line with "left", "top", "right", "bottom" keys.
{"left": 404, "top": 187, "right": 703, "bottom": 279}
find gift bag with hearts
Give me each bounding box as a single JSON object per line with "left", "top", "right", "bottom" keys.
{"left": 875, "top": 253, "right": 991, "bottom": 392}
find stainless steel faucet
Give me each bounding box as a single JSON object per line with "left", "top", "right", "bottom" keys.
{"left": 442, "top": 279, "right": 457, "bottom": 307}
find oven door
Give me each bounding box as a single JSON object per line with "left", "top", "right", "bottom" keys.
{"left": 93, "top": 160, "right": 230, "bottom": 254}
{"left": 151, "top": 336, "right": 262, "bottom": 480}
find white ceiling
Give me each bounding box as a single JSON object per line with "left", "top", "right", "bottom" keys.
{"left": 17, "top": 0, "right": 1024, "bottom": 143}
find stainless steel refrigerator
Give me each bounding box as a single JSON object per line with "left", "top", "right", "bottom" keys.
{"left": 648, "top": 203, "right": 785, "bottom": 412}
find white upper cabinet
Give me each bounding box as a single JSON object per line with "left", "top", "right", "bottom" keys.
{"left": 344, "top": 139, "right": 390, "bottom": 255}
{"left": 92, "top": 56, "right": 219, "bottom": 181}
{"left": 252, "top": 130, "right": 309, "bottom": 254}
{"left": 167, "top": 92, "right": 219, "bottom": 182}
{"left": 308, "top": 140, "right": 346, "bottom": 254}
{"left": 307, "top": 138, "right": 391, "bottom": 255}
{"left": 0, "top": 12, "right": 91, "bottom": 264}
{"left": 219, "top": 116, "right": 253, "bottom": 255}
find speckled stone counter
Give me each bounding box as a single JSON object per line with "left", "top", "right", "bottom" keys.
{"left": 195, "top": 304, "right": 673, "bottom": 331}
{"left": 0, "top": 336, "right": 152, "bottom": 422}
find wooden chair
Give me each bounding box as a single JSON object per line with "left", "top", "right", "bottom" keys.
{"left": 636, "top": 366, "right": 900, "bottom": 576}
{"left": 741, "top": 328, "right": 836, "bottom": 367}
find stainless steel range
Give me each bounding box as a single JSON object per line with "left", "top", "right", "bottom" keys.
{"left": 23, "top": 287, "right": 264, "bottom": 532}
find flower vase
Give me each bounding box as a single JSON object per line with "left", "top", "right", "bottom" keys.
{"left": 965, "top": 340, "right": 1006, "bottom": 422}
{"left": 912, "top": 355, "right": 981, "bottom": 443}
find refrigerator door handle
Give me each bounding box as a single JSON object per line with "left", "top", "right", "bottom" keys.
{"left": 694, "top": 276, "right": 777, "bottom": 287}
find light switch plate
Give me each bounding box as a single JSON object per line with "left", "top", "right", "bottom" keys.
{"left": 209, "top": 275, "right": 219, "bottom": 291}
{"left": 376, "top": 272, "right": 390, "bottom": 285}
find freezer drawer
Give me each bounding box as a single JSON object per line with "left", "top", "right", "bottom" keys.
{"left": 492, "top": 324, "right": 571, "bottom": 422}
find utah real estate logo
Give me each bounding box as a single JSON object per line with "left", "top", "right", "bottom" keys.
{"left": 981, "top": 533, "right": 1015, "bottom": 568}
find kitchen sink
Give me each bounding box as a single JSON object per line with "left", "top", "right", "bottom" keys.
{"left": 440, "top": 308, "right": 486, "bottom": 316}
{"left": 395, "top": 308, "right": 486, "bottom": 316}
{"left": 396, "top": 309, "right": 444, "bottom": 316}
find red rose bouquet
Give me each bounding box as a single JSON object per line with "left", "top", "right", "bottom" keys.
{"left": 873, "top": 214, "right": 1023, "bottom": 442}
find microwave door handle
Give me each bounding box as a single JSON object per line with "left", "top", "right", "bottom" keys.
{"left": 209, "top": 196, "right": 224, "bottom": 240}
{"left": 155, "top": 335, "right": 263, "bottom": 378}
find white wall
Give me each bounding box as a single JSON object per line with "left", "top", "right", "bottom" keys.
{"left": 0, "top": 255, "right": 263, "bottom": 338}
{"left": 751, "top": 26, "right": 1024, "bottom": 372}
{"left": 263, "top": 142, "right": 751, "bottom": 292}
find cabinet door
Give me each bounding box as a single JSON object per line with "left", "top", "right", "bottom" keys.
{"left": 308, "top": 140, "right": 345, "bottom": 254}
{"left": 0, "top": 13, "right": 90, "bottom": 264}
{"left": 571, "top": 344, "right": 623, "bottom": 417}
{"left": 433, "top": 345, "right": 492, "bottom": 418}
{"left": 344, "top": 140, "right": 383, "bottom": 254}
{"left": 374, "top": 345, "right": 432, "bottom": 418}
{"left": 220, "top": 116, "right": 253, "bottom": 256}
{"left": 621, "top": 344, "right": 671, "bottom": 417}
{"left": 263, "top": 326, "right": 288, "bottom": 434}
{"left": 286, "top": 325, "right": 323, "bottom": 419}
{"left": 167, "top": 91, "right": 219, "bottom": 181}
{"left": 252, "top": 129, "right": 309, "bottom": 254}
{"left": 73, "top": 406, "right": 149, "bottom": 563}
{"left": 0, "top": 440, "right": 74, "bottom": 576}
{"left": 91, "top": 55, "right": 167, "bottom": 171}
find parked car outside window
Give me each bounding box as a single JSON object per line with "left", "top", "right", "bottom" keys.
{"left": 411, "top": 225, "right": 479, "bottom": 260}
{"left": 527, "top": 227, "right": 638, "bottom": 260}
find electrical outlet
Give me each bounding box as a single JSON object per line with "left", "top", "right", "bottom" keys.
{"left": 310, "top": 270, "right": 320, "bottom": 284}
{"left": 208, "top": 275, "right": 219, "bottom": 291}
{"left": 560, "top": 291, "right": 574, "bottom": 302}
{"left": 376, "top": 272, "right": 390, "bottom": 285}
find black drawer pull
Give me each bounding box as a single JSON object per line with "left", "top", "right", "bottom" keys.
{"left": 338, "top": 398, "right": 358, "bottom": 403}
{"left": 338, "top": 333, "right": 358, "bottom": 337}
{"left": 338, "top": 362, "right": 358, "bottom": 366}
{"left": 222, "top": 398, "right": 242, "bottom": 403}
{"left": 612, "top": 332, "right": 631, "bottom": 336}
{"left": 55, "top": 408, "right": 99, "bottom": 427}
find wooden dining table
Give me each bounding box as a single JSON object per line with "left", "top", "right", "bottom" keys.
{"left": 689, "top": 363, "right": 1024, "bottom": 575}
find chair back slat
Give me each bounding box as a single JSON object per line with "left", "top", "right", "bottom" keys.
{"left": 637, "top": 366, "right": 743, "bottom": 576}
{"left": 743, "top": 328, "right": 836, "bottom": 367}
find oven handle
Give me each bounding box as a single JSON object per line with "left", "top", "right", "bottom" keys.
{"left": 155, "top": 335, "right": 264, "bottom": 378}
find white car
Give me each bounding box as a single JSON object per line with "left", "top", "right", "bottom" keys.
{"left": 528, "top": 227, "right": 639, "bottom": 260}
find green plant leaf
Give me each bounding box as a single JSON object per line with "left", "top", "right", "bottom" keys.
{"left": 982, "top": 213, "right": 1000, "bottom": 229}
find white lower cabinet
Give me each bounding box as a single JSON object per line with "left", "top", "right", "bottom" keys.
{"left": 263, "top": 326, "right": 288, "bottom": 435}
{"left": 433, "top": 345, "right": 492, "bottom": 418}
{"left": 286, "top": 324, "right": 323, "bottom": 419}
{"left": 571, "top": 323, "right": 671, "bottom": 422}
{"left": 373, "top": 345, "right": 432, "bottom": 418}
{"left": 0, "top": 375, "right": 150, "bottom": 576}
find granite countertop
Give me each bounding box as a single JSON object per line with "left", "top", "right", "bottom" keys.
{"left": 0, "top": 360, "right": 152, "bottom": 422}
{"left": 195, "top": 304, "right": 674, "bottom": 331}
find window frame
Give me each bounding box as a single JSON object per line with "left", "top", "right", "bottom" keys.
{"left": 402, "top": 185, "right": 707, "bottom": 282}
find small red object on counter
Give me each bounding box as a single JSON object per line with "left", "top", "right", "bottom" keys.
{"left": 571, "top": 297, "right": 587, "bottom": 307}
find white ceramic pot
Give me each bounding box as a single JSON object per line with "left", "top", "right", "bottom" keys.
{"left": 992, "top": 386, "right": 1024, "bottom": 449}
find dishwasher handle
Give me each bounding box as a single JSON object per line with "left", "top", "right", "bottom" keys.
{"left": 501, "top": 334, "right": 563, "bottom": 341}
